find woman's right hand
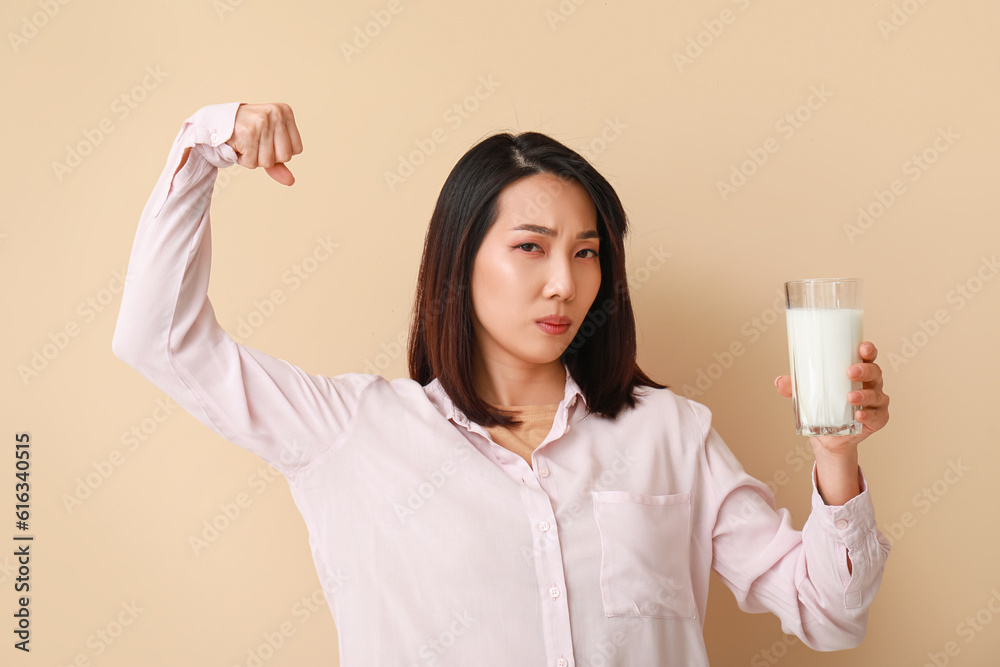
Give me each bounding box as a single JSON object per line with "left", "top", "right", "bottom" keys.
{"left": 226, "top": 102, "right": 303, "bottom": 186}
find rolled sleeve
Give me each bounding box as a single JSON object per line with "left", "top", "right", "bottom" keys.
{"left": 149, "top": 101, "right": 242, "bottom": 218}
{"left": 804, "top": 463, "right": 892, "bottom": 611}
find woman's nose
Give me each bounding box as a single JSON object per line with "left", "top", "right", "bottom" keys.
{"left": 543, "top": 257, "right": 575, "bottom": 300}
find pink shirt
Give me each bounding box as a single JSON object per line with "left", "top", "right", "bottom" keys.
{"left": 111, "top": 102, "right": 891, "bottom": 667}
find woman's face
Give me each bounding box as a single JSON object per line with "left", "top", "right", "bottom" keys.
{"left": 470, "top": 172, "right": 602, "bottom": 372}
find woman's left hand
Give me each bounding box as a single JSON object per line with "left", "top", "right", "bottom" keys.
{"left": 774, "top": 341, "right": 890, "bottom": 456}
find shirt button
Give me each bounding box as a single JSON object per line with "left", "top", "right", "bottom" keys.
{"left": 539, "top": 468, "right": 550, "bottom": 478}
{"left": 557, "top": 659, "right": 569, "bottom": 667}
{"left": 549, "top": 586, "right": 560, "bottom": 599}
{"left": 539, "top": 521, "right": 550, "bottom": 532}
{"left": 835, "top": 519, "right": 849, "bottom": 530}
{"left": 210, "top": 132, "right": 219, "bottom": 144}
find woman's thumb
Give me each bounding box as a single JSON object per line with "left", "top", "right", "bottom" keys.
{"left": 265, "top": 163, "right": 295, "bottom": 186}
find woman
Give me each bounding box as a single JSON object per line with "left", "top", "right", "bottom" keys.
{"left": 112, "top": 102, "right": 891, "bottom": 666}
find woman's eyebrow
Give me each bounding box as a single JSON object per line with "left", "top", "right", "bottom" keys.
{"left": 509, "top": 223, "right": 599, "bottom": 240}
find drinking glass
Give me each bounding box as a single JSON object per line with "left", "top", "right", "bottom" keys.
{"left": 784, "top": 278, "right": 863, "bottom": 436}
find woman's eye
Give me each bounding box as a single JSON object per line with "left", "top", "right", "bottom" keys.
{"left": 514, "top": 243, "right": 599, "bottom": 258}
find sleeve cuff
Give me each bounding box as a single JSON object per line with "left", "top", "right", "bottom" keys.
{"left": 809, "top": 462, "right": 877, "bottom": 547}
{"left": 184, "top": 101, "right": 242, "bottom": 163}
{"left": 151, "top": 101, "right": 243, "bottom": 217}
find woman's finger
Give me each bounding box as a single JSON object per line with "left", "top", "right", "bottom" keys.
{"left": 258, "top": 112, "right": 276, "bottom": 168}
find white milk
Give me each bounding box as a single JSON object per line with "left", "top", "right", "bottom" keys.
{"left": 785, "top": 308, "right": 863, "bottom": 433}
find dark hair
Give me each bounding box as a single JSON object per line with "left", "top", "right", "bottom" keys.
{"left": 407, "top": 130, "right": 667, "bottom": 427}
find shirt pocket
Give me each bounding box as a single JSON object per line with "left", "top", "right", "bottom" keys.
{"left": 591, "top": 490, "right": 698, "bottom": 620}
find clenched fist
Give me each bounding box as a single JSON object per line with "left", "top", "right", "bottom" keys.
{"left": 226, "top": 102, "right": 303, "bottom": 186}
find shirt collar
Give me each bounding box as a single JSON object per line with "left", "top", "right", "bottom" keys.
{"left": 423, "top": 360, "right": 586, "bottom": 428}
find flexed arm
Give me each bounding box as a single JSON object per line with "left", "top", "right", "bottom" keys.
{"left": 112, "top": 102, "right": 377, "bottom": 476}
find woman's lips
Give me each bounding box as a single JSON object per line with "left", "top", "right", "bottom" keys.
{"left": 536, "top": 321, "right": 570, "bottom": 335}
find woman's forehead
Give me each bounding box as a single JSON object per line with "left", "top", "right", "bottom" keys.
{"left": 494, "top": 174, "right": 598, "bottom": 231}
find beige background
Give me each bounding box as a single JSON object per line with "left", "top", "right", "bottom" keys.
{"left": 3, "top": 0, "right": 998, "bottom": 664}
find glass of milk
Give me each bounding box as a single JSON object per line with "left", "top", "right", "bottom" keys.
{"left": 784, "top": 279, "right": 863, "bottom": 436}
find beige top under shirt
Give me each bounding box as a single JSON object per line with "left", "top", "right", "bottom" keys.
{"left": 483, "top": 402, "right": 561, "bottom": 468}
